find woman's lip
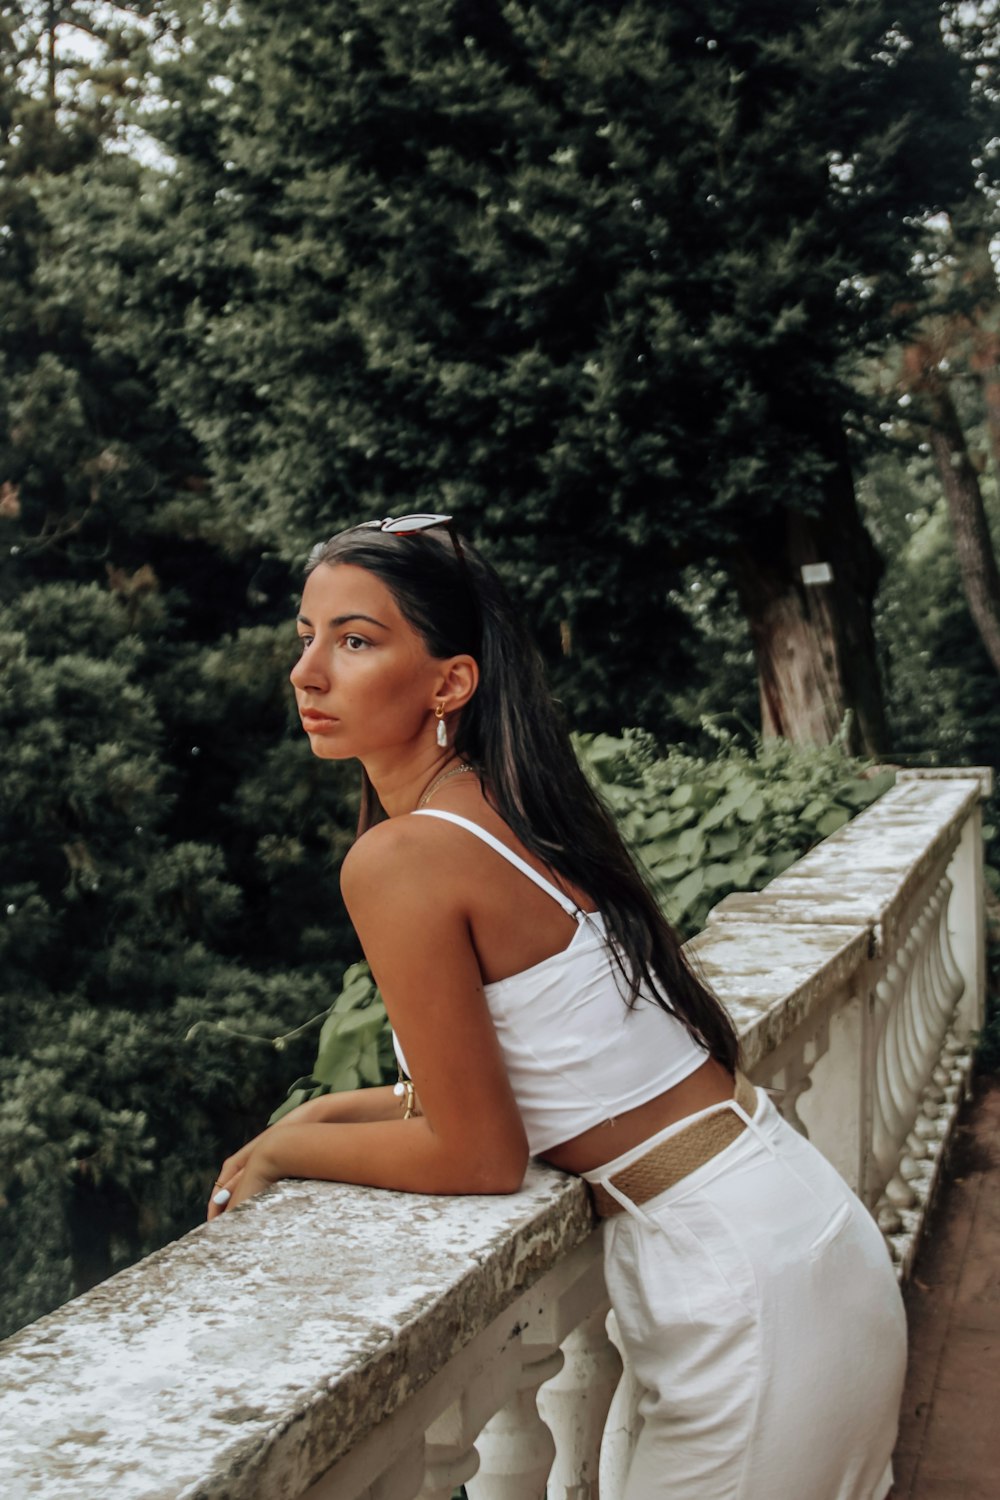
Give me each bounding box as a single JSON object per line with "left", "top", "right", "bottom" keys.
{"left": 300, "top": 712, "right": 339, "bottom": 728}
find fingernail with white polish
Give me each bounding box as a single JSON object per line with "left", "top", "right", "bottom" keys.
{"left": 212, "top": 1188, "right": 232, "bottom": 1207}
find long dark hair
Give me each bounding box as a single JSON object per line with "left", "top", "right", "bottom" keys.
{"left": 306, "top": 525, "right": 739, "bottom": 1074}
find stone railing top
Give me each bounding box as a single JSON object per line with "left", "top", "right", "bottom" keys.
{"left": 896, "top": 765, "right": 993, "bottom": 797}
{"left": 709, "top": 776, "right": 982, "bottom": 954}
{"left": 686, "top": 919, "right": 870, "bottom": 1071}
{"left": 0, "top": 1167, "right": 592, "bottom": 1500}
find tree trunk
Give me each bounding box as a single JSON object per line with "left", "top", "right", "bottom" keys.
{"left": 922, "top": 371, "right": 1000, "bottom": 677}
{"left": 730, "top": 435, "right": 886, "bottom": 755}
{"left": 953, "top": 228, "right": 1000, "bottom": 485}
{"left": 981, "top": 363, "right": 1000, "bottom": 482}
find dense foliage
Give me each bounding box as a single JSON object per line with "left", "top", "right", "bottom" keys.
{"left": 28, "top": 0, "right": 989, "bottom": 740}
{"left": 0, "top": 574, "right": 365, "bottom": 1333}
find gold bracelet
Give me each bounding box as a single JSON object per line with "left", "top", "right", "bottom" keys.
{"left": 393, "top": 1068, "right": 418, "bottom": 1120}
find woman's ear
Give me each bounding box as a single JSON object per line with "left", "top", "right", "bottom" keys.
{"left": 436, "top": 654, "right": 479, "bottom": 713}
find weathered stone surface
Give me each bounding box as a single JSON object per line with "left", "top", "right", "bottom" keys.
{"left": 896, "top": 765, "right": 993, "bottom": 797}
{"left": 0, "top": 1167, "right": 594, "bottom": 1500}
{"left": 709, "top": 779, "right": 982, "bottom": 953}
{"left": 687, "top": 920, "right": 869, "bottom": 1070}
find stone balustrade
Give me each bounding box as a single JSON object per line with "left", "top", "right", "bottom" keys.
{"left": 0, "top": 769, "right": 990, "bottom": 1499}
{"left": 701, "top": 767, "right": 990, "bottom": 1274}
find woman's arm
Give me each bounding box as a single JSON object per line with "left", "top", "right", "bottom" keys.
{"left": 216, "top": 818, "right": 529, "bottom": 1213}
{"left": 207, "top": 1086, "right": 407, "bottom": 1219}
{"left": 304, "top": 1085, "right": 404, "bottom": 1125}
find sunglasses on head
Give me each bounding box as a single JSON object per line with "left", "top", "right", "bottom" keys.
{"left": 357, "top": 513, "right": 455, "bottom": 535}
{"left": 355, "top": 514, "right": 474, "bottom": 587}
{"left": 350, "top": 514, "right": 480, "bottom": 636}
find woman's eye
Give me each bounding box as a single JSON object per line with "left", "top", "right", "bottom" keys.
{"left": 343, "top": 634, "right": 369, "bottom": 651}
{"left": 297, "top": 635, "right": 313, "bottom": 652}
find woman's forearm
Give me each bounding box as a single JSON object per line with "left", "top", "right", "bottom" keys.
{"left": 308, "top": 1085, "right": 404, "bottom": 1125}
{"left": 246, "top": 1116, "right": 525, "bottom": 1201}
{"left": 208, "top": 1086, "right": 407, "bottom": 1220}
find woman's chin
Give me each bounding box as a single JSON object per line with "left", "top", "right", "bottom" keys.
{"left": 305, "top": 733, "right": 352, "bottom": 760}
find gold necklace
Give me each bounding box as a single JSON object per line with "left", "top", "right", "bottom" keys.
{"left": 417, "top": 762, "right": 473, "bottom": 809}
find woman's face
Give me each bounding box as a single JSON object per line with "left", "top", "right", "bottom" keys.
{"left": 290, "top": 562, "right": 445, "bottom": 762}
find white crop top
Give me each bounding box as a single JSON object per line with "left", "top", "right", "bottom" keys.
{"left": 391, "top": 809, "right": 708, "bottom": 1156}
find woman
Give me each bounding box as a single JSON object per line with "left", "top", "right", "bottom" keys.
{"left": 210, "top": 515, "right": 906, "bottom": 1499}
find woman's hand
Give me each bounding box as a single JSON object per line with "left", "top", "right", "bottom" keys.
{"left": 207, "top": 1096, "right": 326, "bottom": 1220}
{"left": 222, "top": 1147, "right": 277, "bottom": 1212}
{"left": 207, "top": 1086, "right": 404, "bottom": 1219}
{"left": 207, "top": 1146, "right": 254, "bottom": 1221}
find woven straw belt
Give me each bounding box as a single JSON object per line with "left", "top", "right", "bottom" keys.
{"left": 590, "top": 1072, "right": 758, "bottom": 1219}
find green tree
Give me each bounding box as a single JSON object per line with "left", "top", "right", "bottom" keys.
{"left": 0, "top": 3, "right": 361, "bottom": 1335}
{"left": 861, "top": 431, "right": 1000, "bottom": 777}
{"left": 82, "top": 0, "right": 982, "bottom": 751}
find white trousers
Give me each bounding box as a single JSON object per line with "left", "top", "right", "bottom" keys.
{"left": 584, "top": 1088, "right": 907, "bottom": 1500}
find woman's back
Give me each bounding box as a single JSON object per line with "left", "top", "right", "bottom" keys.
{"left": 393, "top": 807, "right": 709, "bottom": 1158}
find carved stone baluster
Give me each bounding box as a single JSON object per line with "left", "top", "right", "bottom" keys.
{"left": 870, "top": 964, "right": 894, "bottom": 1172}
{"left": 924, "top": 891, "right": 954, "bottom": 1101}
{"left": 599, "top": 1309, "right": 644, "bottom": 1500}
{"left": 938, "top": 864, "right": 970, "bottom": 1021}
{"left": 873, "top": 956, "right": 914, "bottom": 1234}
{"left": 899, "top": 909, "right": 942, "bottom": 1191}
{"left": 771, "top": 1061, "right": 812, "bottom": 1137}
{"left": 894, "top": 929, "right": 924, "bottom": 1106}
{"left": 944, "top": 1027, "right": 973, "bottom": 1101}
{"left": 770, "top": 1020, "right": 829, "bottom": 1139}
{"left": 909, "top": 881, "right": 966, "bottom": 1165}
{"left": 537, "top": 1302, "right": 622, "bottom": 1500}
{"left": 907, "top": 901, "right": 937, "bottom": 1067}
{"left": 872, "top": 962, "right": 907, "bottom": 1192}
{"left": 936, "top": 893, "right": 971, "bottom": 1102}
{"left": 940, "top": 1034, "right": 964, "bottom": 1106}
{"left": 466, "top": 1344, "right": 562, "bottom": 1500}
{"left": 419, "top": 1397, "right": 481, "bottom": 1500}
{"left": 927, "top": 878, "right": 961, "bottom": 1033}
{"left": 370, "top": 1442, "right": 429, "bottom": 1500}
{"left": 946, "top": 804, "right": 986, "bottom": 1039}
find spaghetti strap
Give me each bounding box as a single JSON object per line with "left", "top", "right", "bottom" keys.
{"left": 412, "top": 808, "right": 585, "bottom": 921}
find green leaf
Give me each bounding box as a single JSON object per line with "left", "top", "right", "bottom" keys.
{"left": 357, "top": 1040, "right": 383, "bottom": 1087}
{"left": 766, "top": 847, "right": 800, "bottom": 876}
{"left": 707, "top": 828, "right": 741, "bottom": 857}
{"left": 735, "top": 792, "right": 766, "bottom": 824}
{"left": 641, "top": 834, "right": 682, "bottom": 862}
{"left": 835, "top": 780, "right": 882, "bottom": 808}
{"left": 313, "top": 1022, "right": 361, "bottom": 1082}
{"left": 267, "top": 1084, "right": 321, "bottom": 1125}
{"left": 314, "top": 1055, "right": 361, "bottom": 1093}
{"left": 671, "top": 868, "right": 705, "bottom": 912}
{"left": 676, "top": 826, "right": 704, "bottom": 858}
{"left": 642, "top": 809, "right": 676, "bottom": 838}
{"left": 815, "top": 807, "right": 851, "bottom": 837}
{"left": 334, "top": 1006, "right": 386, "bottom": 1038}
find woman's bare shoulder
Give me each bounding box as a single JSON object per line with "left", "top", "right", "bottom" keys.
{"left": 340, "top": 814, "right": 461, "bottom": 905}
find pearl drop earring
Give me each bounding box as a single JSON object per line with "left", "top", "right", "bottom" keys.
{"left": 435, "top": 704, "right": 447, "bottom": 748}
